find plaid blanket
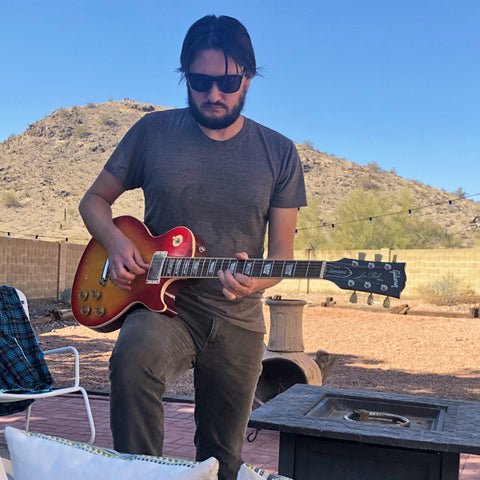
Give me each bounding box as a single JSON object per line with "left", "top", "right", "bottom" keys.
{"left": 0, "top": 286, "right": 53, "bottom": 415}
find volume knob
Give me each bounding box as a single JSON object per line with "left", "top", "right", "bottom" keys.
{"left": 78, "top": 290, "right": 89, "bottom": 300}
{"left": 90, "top": 289, "right": 101, "bottom": 300}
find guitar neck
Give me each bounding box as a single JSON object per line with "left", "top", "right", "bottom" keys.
{"left": 152, "top": 256, "right": 327, "bottom": 281}
{"left": 146, "top": 254, "right": 406, "bottom": 298}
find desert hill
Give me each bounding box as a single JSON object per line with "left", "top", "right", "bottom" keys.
{"left": 1, "top": 100, "right": 479, "bottom": 246}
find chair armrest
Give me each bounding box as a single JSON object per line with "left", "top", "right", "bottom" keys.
{"left": 43, "top": 346, "right": 80, "bottom": 387}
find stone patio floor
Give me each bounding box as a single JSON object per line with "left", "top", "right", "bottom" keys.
{"left": 0, "top": 394, "right": 478, "bottom": 479}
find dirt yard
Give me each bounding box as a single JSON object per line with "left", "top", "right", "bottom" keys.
{"left": 30, "top": 293, "right": 480, "bottom": 402}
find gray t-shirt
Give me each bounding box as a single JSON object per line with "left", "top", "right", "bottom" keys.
{"left": 105, "top": 108, "right": 307, "bottom": 332}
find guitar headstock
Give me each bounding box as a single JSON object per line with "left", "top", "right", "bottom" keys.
{"left": 324, "top": 258, "right": 406, "bottom": 298}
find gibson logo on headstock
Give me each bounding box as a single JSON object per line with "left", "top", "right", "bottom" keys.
{"left": 391, "top": 269, "right": 402, "bottom": 288}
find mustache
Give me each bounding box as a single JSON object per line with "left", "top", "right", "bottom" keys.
{"left": 201, "top": 101, "right": 228, "bottom": 109}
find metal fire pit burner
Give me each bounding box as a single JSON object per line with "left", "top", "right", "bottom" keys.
{"left": 305, "top": 391, "right": 444, "bottom": 431}
{"left": 344, "top": 409, "right": 410, "bottom": 428}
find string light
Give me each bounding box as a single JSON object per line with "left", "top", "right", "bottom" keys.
{"left": 0, "top": 193, "right": 478, "bottom": 242}
{"left": 297, "top": 192, "right": 480, "bottom": 233}
{"left": 0, "top": 229, "right": 90, "bottom": 243}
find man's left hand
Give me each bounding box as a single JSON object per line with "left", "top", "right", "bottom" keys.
{"left": 218, "top": 252, "right": 257, "bottom": 300}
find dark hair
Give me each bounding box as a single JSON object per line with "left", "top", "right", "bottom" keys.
{"left": 179, "top": 15, "right": 257, "bottom": 79}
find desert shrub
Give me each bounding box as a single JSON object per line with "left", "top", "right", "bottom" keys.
{"left": 328, "top": 187, "right": 462, "bottom": 249}
{"left": 59, "top": 288, "right": 72, "bottom": 304}
{"left": 367, "top": 161, "right": 381, "bottom": 171}
{"left": 418, "top": 275, "right": 480, "bottom": 305}
{"left": 295, "top": 195, "right": 330, "bottom": 250}
{"left": 73, "top": 124, "right": 89, "bottom": 138}
{"left": 1, "top": 191, "right": 21, "bottom": 208}
{"left": 98, "top": 113, "right": 116, "bottom": 126}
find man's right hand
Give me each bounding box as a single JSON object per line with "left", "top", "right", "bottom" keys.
{"left": 106, "top": 234, "right": 150, "bottom": 291}
{"left": 79, "top": 169, "right": 150, "bottom": 291}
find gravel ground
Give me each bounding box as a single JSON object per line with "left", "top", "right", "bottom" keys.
{"left": 28, "top": 294, "right": 480, "bottom": 402}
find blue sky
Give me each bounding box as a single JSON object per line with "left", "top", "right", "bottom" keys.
{"left": 1, "top": 0, "right": 479, "bottom": 199}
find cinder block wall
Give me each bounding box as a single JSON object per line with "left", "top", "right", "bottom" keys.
{"left": 0, "top": 237, "right": 85, "bottom": 299}
{"left": 392, "top": 248, "right": 480, "bottom": 297}
{"left": 1, "top": 236, "right": 479, "bottom": 300}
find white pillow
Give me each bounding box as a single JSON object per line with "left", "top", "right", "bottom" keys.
{"left": 238, "top": 463, "right": 292, "bottom": 480}
{"left": 5, "top": 427, "right": 218, "bottom": 480}
{"left": 0, "top": 458, "right": 9, "bottom": 480}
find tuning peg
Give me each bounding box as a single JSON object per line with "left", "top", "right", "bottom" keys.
{"left": 349, "top": 291, "right": 357, "bottom": 303}
{"left": 367, "top": 293, "right": 374, "bottom": 305}
{"left": 383, "top": 297, "right": 391, "bottom": 308}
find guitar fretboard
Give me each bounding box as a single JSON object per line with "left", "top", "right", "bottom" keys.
{"left": 149, "top": 256, "right": 327, "bottom": 282}
{"left": 145, "top": 254, "right": 405, "bottom": 298}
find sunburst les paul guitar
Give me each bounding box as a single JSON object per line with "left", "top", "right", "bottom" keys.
{"left": 72, "top": 216, "right": 407, "bottom": 332}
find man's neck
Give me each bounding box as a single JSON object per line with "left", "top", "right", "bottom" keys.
{"left": 197, "top": 115, "right": 245, "bottom": 141}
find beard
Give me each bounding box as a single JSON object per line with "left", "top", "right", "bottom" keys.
{"left": 187, "top": 87, "right": 247, "bottom": 130}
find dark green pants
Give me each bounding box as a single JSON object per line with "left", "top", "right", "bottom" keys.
{"left": 109, "top": 297, "right": 265, "bottom": 480}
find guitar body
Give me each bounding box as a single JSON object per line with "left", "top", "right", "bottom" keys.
{"left": 71, "top": 216, "right": 206, "bottom": 332}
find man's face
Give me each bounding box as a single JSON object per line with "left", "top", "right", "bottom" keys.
{"left": 187, "top": 49, "right": 251, "bottom": 131}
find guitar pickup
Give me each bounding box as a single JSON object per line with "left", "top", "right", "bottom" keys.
{"left": 146, "top": 251, "right": 168, "bottom": 284}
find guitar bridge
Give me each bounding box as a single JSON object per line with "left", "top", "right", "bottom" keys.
{"left": 146, "top": 251, "right": 168, "bottom": 284}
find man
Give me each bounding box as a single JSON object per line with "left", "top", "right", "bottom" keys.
{"left": 79, "top": 15, "right": 307, "bottom": 480}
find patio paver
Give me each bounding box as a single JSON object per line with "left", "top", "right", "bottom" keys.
{"left": 0, "top": 394, "right": 478, "bottom": 478}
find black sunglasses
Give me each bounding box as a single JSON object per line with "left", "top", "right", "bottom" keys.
{"left": 187, "top": 72, "right": 246, "bottom": 94}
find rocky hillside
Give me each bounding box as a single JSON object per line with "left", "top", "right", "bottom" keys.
{"left": 1, "top": 101, "right": 479, "bottom": 246}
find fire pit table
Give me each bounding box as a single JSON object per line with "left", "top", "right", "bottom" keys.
{"left": 249, "top": 384, "right": 480, "bottom": 480}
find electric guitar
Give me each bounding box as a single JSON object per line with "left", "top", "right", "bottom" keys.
{"left": 72, "top": 216, "right": 406, "bottom": 332}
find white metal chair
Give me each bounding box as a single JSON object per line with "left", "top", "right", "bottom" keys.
{"left": 0, "top": 288, "right": 95, "bottom": 444}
